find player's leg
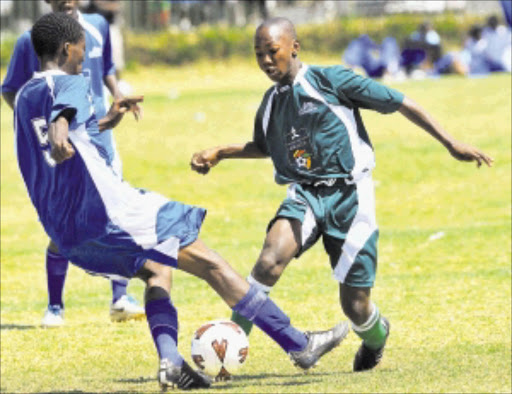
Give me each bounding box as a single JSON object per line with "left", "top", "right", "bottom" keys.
{"left": 340, "top": 284, "right": 389, "bottom": 371}
{"left": 231, "top": 217, "right": 301, "bottom": 334}
{"left": 328, "top": 175, "right": 389, "bottom": 371}
{"left": 42, "top": 239, "right": 68, "bottom": 327}
{"left": 135, "top": 259, "right": 211, "bottom": 390}
{"left": 178, "top": 238, "right": 349, "bottom": 369}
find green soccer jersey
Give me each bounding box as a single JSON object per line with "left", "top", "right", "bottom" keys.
{"left": 253, "top": 64, "right": 404, "bottom": 185}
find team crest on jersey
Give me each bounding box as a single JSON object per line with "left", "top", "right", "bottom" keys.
{"left": 298, "top": 101, "right": 318, "bottom": 116}
{"left": 293, "top": 149, "right": 312, "bottom": 169}
{"left": 285, "top": 127, "right": 315, "bottom": 171}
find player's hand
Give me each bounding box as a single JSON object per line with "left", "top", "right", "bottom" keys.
{"left": 114, "top": 95, "right": 144, "bottom": 121}
{"left": 50, "top": 140, "right": 75, "bottom": 164}
{"left": 447, "top": 140, "right": 494, "bottom": 168}
{"left": 190, "top": 149, "right": 221, "bottom": 175}
{"left": 49, "top": 117, "right": 75, "bottom": 164}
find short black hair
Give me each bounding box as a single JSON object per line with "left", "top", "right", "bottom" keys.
{"left": 31, "top": 12, "right": 84, "bottom": 58}
{"left": 257, "top": 17, "right": 298, "bottom": 41}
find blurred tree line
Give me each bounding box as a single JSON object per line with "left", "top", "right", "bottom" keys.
{"left": 0, "top": 0, "right": 501, "bottom": 67}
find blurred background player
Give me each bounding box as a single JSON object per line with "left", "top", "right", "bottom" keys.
{"left": 15, "top": 12, "right": 349, "bottom": 389}
{"left": 191, "top": 17, "right": 493, "bottom": 373}
{"left": 343, "top": 34, "right": 402, "bottom": 79}
{"left": 82, "top": 0, "right": 133, "bottom": 95}
{"left": 1, "top": 0, "right": 144, "bottom": 327}
{"left": 401, "top": 21, "right": 442, "bottom": 76}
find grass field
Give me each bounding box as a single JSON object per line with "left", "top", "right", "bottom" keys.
{"left": 1, "top": 54, "right": 511, "bottom": 393}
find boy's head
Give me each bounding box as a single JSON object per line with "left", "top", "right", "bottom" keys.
{"left": 255, "top": 17, "right": 300, "bottom": 84}
{"left": 45, "top": 0, "right": 79, "bottom": 19}
{"left": 32, "top": 12, "right": 85, "bottom": 75}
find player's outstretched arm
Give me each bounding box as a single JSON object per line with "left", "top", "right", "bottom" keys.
{"left": 398, "top": 96, "right": 494, "bottom": 167}
{"left": 190, "top": 142, "right": 267, "bottom": 175}
{"left": 98, "top": 95, "right": 144, "bottom": 131}
{"left": 49, "top": 114, "right": 75, "bottom": 164}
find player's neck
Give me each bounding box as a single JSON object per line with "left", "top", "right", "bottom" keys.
{"left": 279, "top": 60, "right": 302, "bottom": 86}
{"left": 40, "top": 58, "right": 61, "bottom": 73}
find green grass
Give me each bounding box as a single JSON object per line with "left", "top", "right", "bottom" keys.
{"left": 1, "top": 55, "right": 511, "bottom": 393}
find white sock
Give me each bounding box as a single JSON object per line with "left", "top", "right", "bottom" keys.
{"left": 247, "top": 274, "right": 272, "bottom": 294}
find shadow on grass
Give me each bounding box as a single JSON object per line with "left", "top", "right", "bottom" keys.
{"left": 215, "top": 371, "right": 353, "bottom": 389}
{"left": 1, "top": 324, "right": 36, "bottom": 330}
{"left": 114, "top": 371, "right": 351, "bottom": 389}
{"left": 114, "top": 376, "right": 154, "bottom": 384}
{"left": 237, "top": 370, "right": 349, "bottom": 380}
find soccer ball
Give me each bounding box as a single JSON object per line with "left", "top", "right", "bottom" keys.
{"left": 191, "top": 319, "right": 249, "bottom": 379}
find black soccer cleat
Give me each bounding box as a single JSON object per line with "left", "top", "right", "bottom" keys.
{"left": 289, "top": 321, "right": 350, "bottom": 370}
{"left": 353, "top": 316, "right": 390, "bottom": 372}
{"left": 158, "top": 359, "right": 212, "bottom": 391}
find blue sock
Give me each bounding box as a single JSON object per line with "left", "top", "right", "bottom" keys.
{"left": 46, "top": 249, "right": 69, "bottom": 308}
{"left": 233, "top": 285, "right": 308, "bottom": 353}
{"left": 111, "top": 279, "right": 128, "bottom": 303}
{"left": 146, "top": 298, "right": 183, "bottom": 366}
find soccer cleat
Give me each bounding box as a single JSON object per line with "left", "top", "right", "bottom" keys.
{"left": 353, "top": 317, "right": 390, "bottom": 372}
{"left": 289, "top": 321, "right": 350, "bottom": 370}
{"left": 110, "top": 295, "right": 145, "bottom": 322}
{"left": 158, "top": 359, "right": 212, "bottom": 391}
{"left": 41, "top": 304, "right": 65, "bottom": 328}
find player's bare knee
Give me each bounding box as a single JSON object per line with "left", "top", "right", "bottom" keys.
{"left": 252, "top": 255, "right": 284, "bottom": 285}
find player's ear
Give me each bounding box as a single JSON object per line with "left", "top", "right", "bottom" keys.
{"left": 63, "top": 42, "right": 70, "bottom": 56}
{"left": 61, "top": 42, "right": 73, "bottom": 59}
{"left": 292, "top": 40, "right": 300, "bottom": 57}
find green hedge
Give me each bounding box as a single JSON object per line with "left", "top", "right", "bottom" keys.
{"left": 1, "top": 13, "right": 484, "bottom": 68}
{"left": 125, "top": 13, "right": 483, "bottom": 66}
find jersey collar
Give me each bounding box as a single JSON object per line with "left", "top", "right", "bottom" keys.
{"left": 274, "top": 63, "right": 309, "bottom": 93}
{"left": 293, "top": 63, "right": 308, "bottom": 85}
{"left": 33, "top": 70, "right": 68, "bottom": 79}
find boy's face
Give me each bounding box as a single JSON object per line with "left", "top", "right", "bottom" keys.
{"left": 46, "top": 0, "right": 79, "bottom": 18}
{"left": 65, "top": 36, "right": 86, "bottom": 75}
{"left": 254, "top": 25, "right": 299, "bottom": 84}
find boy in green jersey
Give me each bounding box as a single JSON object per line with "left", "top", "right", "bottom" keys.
{"left": 190, "top": 17, "right": 493, "bottom": 372}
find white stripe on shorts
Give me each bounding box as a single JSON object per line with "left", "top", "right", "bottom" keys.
{"left": 333, "top": 175, "right": 377, "bottom": 283}
{"left": 287, "top": 184, "right": 316, "bottom": 247}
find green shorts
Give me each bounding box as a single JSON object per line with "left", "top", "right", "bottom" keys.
{"left": 269, "top": 175, "right": 379, "bottom": 287}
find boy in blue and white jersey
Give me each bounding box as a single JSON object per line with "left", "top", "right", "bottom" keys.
{"left": 2, "top": 0, "right": 143, "bottom": 325}
{"left": 191, "top": 17, "right": 493, "bottom": 373}
{"left": 15, "top": 12, "right": 349, "bottom": 390}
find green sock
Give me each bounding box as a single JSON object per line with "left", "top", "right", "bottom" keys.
{"left": 353, "top": 305, "right": 389, "bottom": 350}
{"left": 231, "top": 310, "right": 254, "bottom": 335}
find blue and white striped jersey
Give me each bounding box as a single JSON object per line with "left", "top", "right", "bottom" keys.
{"left": 14, "top": 71, "right": 206, "bottom": 277}
{"left": 14, "top": 71, "right": 107, "bottom": 250}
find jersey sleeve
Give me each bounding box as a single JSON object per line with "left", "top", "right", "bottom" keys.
{"left": 325, "top": 65, "right": 404, "bottom": 114}
{"left": 51, "top": 76, "right": 93, "bottom": 130}
{"left": 1, "top": 31, "right": 39, "bottom": 93}
{"left": 252, "top": 92, "right": 271, "bottom": 155}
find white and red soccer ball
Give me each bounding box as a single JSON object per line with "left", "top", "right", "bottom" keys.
{"left": 191, "top": 319, "right": 249, "bottom": 379}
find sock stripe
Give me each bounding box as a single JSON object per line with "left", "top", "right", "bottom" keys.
{"left": 233, "top": 285, "right": 268, "bottom": 321}
{"left": 247, "top": 275, "right": 272, "bottom": 293}
{"left": 47, "top": 250, "right": 66, "bottom": 260}
{"left": 352, "top": 303, "right": 379, "bottom": 333}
